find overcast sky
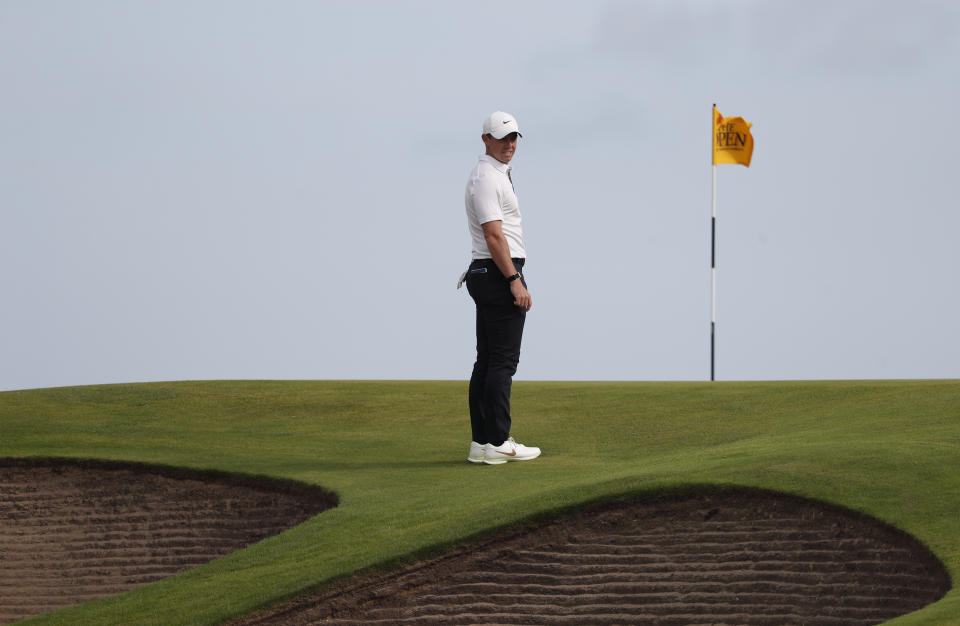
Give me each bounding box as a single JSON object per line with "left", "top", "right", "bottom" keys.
{"left": 2, "top": 0, "right": 958, "bottom": 391}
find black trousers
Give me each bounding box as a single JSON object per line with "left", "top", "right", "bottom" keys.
{"left": 466, "top": 258, "right": 526, "bottom": 447}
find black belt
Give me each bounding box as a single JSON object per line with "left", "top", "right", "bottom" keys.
{"left": 471, "top": 258, "right": 525, "bottom": 269}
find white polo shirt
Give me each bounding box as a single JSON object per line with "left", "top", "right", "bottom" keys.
{"left": 464, "top": 154, "right": 526, "bottom": 260}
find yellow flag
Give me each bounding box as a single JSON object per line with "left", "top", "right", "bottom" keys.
{"left": 712, "top": 106, "right": 754, "bottom": 167}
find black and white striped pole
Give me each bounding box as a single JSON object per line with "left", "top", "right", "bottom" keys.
{"left": 711, "top": 153, "right": 717, "bottom": 382}
{"left": 710, "top": 103, "right": 718, "bottom": 382}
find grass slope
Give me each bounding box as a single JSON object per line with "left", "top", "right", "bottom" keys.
{"left": 1, "top": 380, "right": 958, "bottom": 625}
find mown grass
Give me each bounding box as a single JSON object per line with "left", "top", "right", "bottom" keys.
{"left": 1, "top": 379, "right": 958, "bottom": 625}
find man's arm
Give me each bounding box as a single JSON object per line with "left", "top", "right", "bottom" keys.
{"left": 481, "top": 220, "right": 532, "bottom": 311}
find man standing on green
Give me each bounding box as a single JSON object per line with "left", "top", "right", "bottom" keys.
{"left": 462, "top": 111, "right": 541, "bottom": 466}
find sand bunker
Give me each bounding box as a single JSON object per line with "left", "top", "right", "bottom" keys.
{"left": 0, "top": 458, "right": 337, "bottom": 624}
{"left": 0, "top": 459, "right": 951, "bottom": 625}
{"left": 238, "top": 489, "right": 950, "bottom": 625}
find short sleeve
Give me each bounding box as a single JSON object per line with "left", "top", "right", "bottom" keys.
{"left": 469, "top": 172, "right": 503, "bottom": 225}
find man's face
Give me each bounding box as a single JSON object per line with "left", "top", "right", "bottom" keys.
{"left": 483, "top": 132, "right": 519, "bottom": 164}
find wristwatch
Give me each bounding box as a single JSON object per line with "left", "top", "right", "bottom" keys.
{"left": 507, "top": 273, "right": 522, "bottom": 283}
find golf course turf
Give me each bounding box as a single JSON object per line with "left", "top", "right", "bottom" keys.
{"left": 0, "top": 379, "right": 957, "bottom": 624}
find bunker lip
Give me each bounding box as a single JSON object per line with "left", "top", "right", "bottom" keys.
{"left": 234, "top": 487, "right": 951, "bottom": 625}
{"left": 0, "top": 459, "right": 950, "bottom": 625}
{"left": 0, "top": 457, "right": 338, "bottom": 625}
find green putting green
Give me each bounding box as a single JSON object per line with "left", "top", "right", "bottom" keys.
{"left": 1, "top": 379, "right": 957, "bottom": 625}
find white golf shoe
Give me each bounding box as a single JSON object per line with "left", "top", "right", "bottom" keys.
{"left": 467, "top": 441, "right": 486, "bottom": 464}
{"left": 483, "top": 436, "right": 541, "bottom": 465}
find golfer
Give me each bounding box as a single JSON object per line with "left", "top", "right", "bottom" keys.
{"left": 462, "top": 111, "right": 541, "bottom": 465}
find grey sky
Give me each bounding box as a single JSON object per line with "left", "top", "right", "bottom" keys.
{"left": 2, "top": 0, "right": 958, "bottom": 391}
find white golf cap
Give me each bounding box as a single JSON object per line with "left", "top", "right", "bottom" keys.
{"left": 482, "top": 111, "right": 522, "bottom": 139}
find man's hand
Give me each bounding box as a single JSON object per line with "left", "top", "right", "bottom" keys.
{"left": 482, "top": 219, "right": 532, "bottom": 311}
{"left": 511, "top": 279, "right": 532, "bottom": 311}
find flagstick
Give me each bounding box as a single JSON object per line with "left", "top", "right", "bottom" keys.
{"left": 710, "top": 104, "right": 717, "bottom": 382}
{"left": 711, "top": 163, "right": 717, "bottom": 382}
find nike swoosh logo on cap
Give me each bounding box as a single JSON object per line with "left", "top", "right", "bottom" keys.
{"left": 503, "top": 120, "right": 511, "bottom": 124}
